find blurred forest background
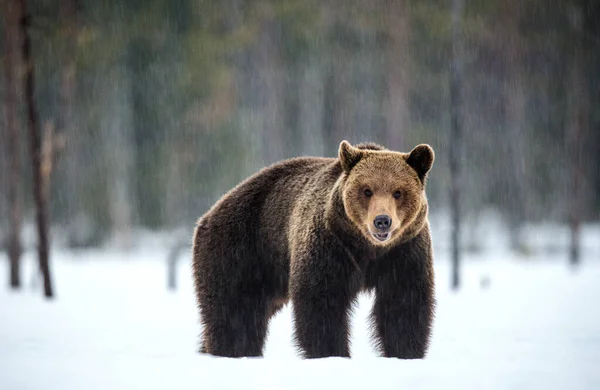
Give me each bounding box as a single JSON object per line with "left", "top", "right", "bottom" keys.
{"left": 1, "top": 0, "right": 599, "bottom": 257}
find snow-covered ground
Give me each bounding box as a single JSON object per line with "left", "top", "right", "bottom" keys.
{"left": 1, "top": 235, "right": 600, "bottom": 389}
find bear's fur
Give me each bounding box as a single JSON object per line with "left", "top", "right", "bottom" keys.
{"left": 192, "top": 141, "right": 435, "bottom": 359}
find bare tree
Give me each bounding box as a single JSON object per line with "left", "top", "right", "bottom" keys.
{"left": 57, "top": 0, "right": 81, "bottom": 239}
{"left": 2, "top": 0, "right": 24, "bottom": 289}
{"left": 501, "top": 0, "right": 528, "bottom": 253}
{"left": 256, "top": 5, "right": 286, "bottom": 164}
{"left": 102, "top": 65, "right": 134, "bottom": 248}
{"left": 567, "top": 2, "right": 588, "bottom": 266}
{"left": 322, "top": 60, "right": 340, "bottom": 153}
{"left": 449, "top": 0, "right": 465, "bottom": 290}
{"left": 321, "top": 2, "right": 346, "bottom": 154}
{"left": 383, "top": 0, "right": 410, "bottom": 150}
{"left": 21, "top": 0, "right": 54, "bottom": 298}
{"left": 57, "top": 0, "right": 78, "bottom": 136}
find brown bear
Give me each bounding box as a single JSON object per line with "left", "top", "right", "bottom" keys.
{"left": 192, "top": 140, "right": 435, "bottom": 359}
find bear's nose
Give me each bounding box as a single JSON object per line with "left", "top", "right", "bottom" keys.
{"left": 374, "top": 215, "right": 392, "bottom": 231}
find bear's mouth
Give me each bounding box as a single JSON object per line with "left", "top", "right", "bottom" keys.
{"left": 372, "top": 232, "right": 391, "bottom": 242}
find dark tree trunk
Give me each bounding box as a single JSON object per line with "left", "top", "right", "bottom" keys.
{"left": 501, "top": 1, "right": 528, "bottom": 253}
{"left": 256, "top": 9, "right": 285, "bottom": 164}
{"left": 57, "top": 0, "right": 77, "bottom": 136}
{"left": 57, "top": 0, "right": 80, "bottom": 228}
{"left": 103, "top": 65, "right": 134, "bottom": 248}
{"left": 449, "top": 0, "right": 465, "bottom": 290}
{"left": 384, "top": 0, "right": 409, "bottom": 150}
{"left": 567, "top": 2, "right": 588, "bottom": 267}
{"left": 21, "top": 0, "right": 54, "bottom": 298}
{"left": 321, "top": 5, "right": 345, "bottom": 155}
{"left": 322, "top": 62, "right": 338, "bottom": 154}
{"left": 2, "top": 0, "right": 24, "bottom": 289}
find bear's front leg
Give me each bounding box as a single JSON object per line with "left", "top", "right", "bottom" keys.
{"left": 368, "top": 229, "right": 435, "bottom": 359}
{"left": 290, "top": 239, "right": 362, "bottom": 359}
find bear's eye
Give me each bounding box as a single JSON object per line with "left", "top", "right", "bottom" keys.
{"left": 393, "top": 191, "right": 402, "bottom": 199}
{"left": 364, "top": 189, "right": 373, "bottom": 198}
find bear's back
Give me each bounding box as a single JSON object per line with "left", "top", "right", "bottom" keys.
{"left": 197, "top": 156, "right": 341, "bottom": 264}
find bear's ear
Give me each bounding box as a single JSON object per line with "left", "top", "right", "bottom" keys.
{"left": 339, "top": 140, "right": 364, "bottom": 173}
{"left": 406, "top": 144, "right": 435, "bottom": 182}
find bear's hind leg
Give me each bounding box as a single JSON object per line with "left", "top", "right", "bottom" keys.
{"left": 200, "top": 291, "right": 271, "bottom": 357}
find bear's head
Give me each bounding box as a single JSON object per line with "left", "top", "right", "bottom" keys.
{"left": 338, "top": 140, "right": 434, "bottom": 246}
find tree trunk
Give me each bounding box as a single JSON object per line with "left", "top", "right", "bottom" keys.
{"left": 501, "top": 2, "right": 527, "bottom": 253}
{"left": 57, "top": 0, "right": 77, "bottom": 136}
{"left": 449, "top": 0, "right": 465, "bottom": 290}
{"left": 322, "top": 62, "right": 339, "bottom": 154}
{"left": 57, "top": 0, "right": 81, "bottom": 233}
{"left": 504, "top": 75, "right": 527, "bottom": 252}
{"left": 103, "top": 65, "right": 134, "bottom": 248}
{"left": 2, "top": 0, "right": 24, "bottom": 289}
{"left": 383, "top": 0, "right": 409, "bottom": 150}
{"left": 321, "top": 4, "right": 345, "bottom": 155}
{"left": 21, "top": 0, "right": 54, "bottom": 298}
{"left": 298, "top": 55, "right": 325, "bottom": 156}
{"left": 567, "top": 2, "right": 588, "bottom": 267}
{"left": 256, "top": 7, "right": 286, "bottom": 164}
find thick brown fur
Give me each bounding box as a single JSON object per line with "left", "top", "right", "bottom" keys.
{"left": 192, "top": 141, "right": 436, "bottom": 359}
